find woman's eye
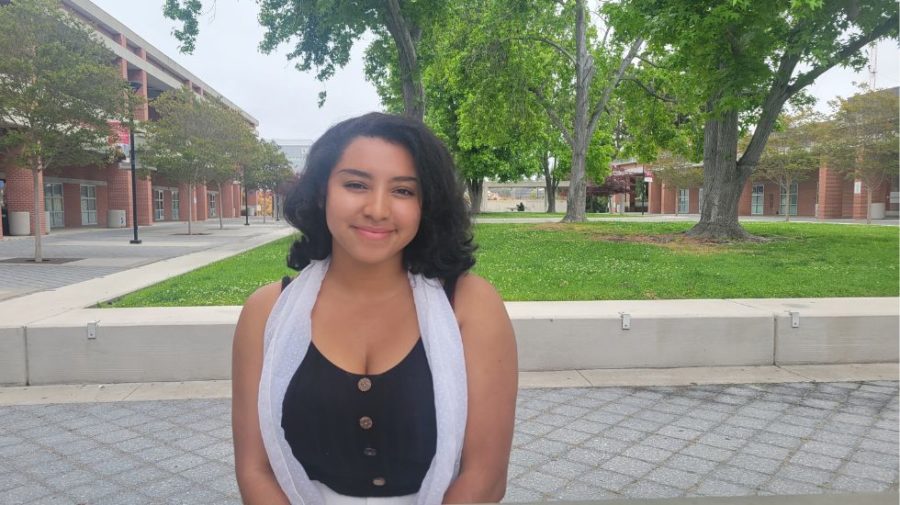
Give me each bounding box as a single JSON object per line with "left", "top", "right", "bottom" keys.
{"left": 344, "top": 182, "right": 366, "bottom": 190}
{"left": 394, "top": 187, "right": 416, "bottom": 197}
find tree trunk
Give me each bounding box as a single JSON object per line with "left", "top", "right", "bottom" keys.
{"left": 383, "top": 0, "right": 424, "bottom": 120}
{"left": 542, "top": 154, "right": 556, "bottom": 213}
{"left": 563, "top": 0, "right": 591, "bottom": 223}
{"left": 32, "top": 156, "right": 43, "bottom": 262}
{"left": 262, "top": 193, "right": 267, "bottom": 223}
{"left": 686, "top": 109, "right": 753, "bottom": 240}
{"left": 466, "top": 179, "right": 483, "bottom": 214}
{"left": 187, "top": 183, "right": 193, "bottom": 235}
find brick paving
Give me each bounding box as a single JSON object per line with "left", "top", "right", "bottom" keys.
{"left": 0, "top": 381, "right": 896, "bottom": 504}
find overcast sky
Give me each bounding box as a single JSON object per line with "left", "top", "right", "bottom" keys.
{"left": 91, "top": 0, "right": 899, "bottom": 142}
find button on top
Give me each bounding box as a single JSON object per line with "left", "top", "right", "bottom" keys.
{"left": 372, "top": 477, "right": 386, "bottom": 487}
{"left": 359, "top": 416, "right": 373, "bottom": 430}
{"left": 363, "top": 447, "right": 377, "bottom": 457}
{"left": 357, "top": 377, "right": 372, "bottom": 392}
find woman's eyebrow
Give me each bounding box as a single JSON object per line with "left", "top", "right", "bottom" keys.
{"left": 335, "top": 168, "right": 371, "bottom": 179}
{"left": 336, "top": 168, "right": 418, "bottom": 183}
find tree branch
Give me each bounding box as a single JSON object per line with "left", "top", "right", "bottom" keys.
{"left": 528, "top": 85, "right": 574, "bottom": 147}
{"left": 788, "top": 13, "right": 898, "bottom": 94}
{"left": 621, "top": 76, "right": 677, "bottom": 103}
{"left": 587, "top": 37, "right": 643, "bottom": 136}
{"left": 510, "top": 35, "right": 576, "bottom": 67}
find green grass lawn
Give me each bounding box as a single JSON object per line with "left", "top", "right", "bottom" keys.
{"left": 105, "top": 221, "right": 899, "bottom": 307}
{"left": 475, "top": 212, "right": 640, "bottom": 218}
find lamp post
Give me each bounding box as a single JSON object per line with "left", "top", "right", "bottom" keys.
{"left": 127, "top": 81, "right": 142, "bottom": 244}
{"left": 129, "top": 126, "right": 141, "bottom": 244}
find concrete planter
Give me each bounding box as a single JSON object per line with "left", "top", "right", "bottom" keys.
{"left": 108, "top": 209, "right": 127, "bottom": 228}
{"left": 9, "top": 211, "right": 30, "bottom": 236}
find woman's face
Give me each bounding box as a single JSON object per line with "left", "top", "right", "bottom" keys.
{"left": 325, "top": 136, "right": 422, "bottom": 268}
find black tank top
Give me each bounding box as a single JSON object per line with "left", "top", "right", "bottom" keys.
{"left": 279, "top": 275, "right": 451, "bottom": 497}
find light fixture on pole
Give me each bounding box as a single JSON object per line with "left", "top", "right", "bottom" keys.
{"left": 128, "top": 81, "right": 142, "bottom": 244}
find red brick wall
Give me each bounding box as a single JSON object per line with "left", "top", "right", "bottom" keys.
{"left": 689, "top": 188, "right": 700, "bottom": 214}
{"left": 221, "top": 183, "right": 234, "bottom": 218}
{"left": 96, "top": 185, "right": 109, "bottom": 227}
{"left": 797, "top": 179, "right": 817, "bottom": 217}
{"left": 106, "top": 165, "right": 133, "bottom": 226}
{"left": 162, "top": 189, "right": 172, "bottom": 221}
{"left": 63, "top": 183, "right": 81, "bottom": 228}
{"left": 737, "top": 182, "right": 752, "bottom": 216}
{"left": 648, "top": 182, "right": 661, "bottom": 214}
{"left": 178, "top": 183, "right": 192, "bottom": 221}
{"left": 195, "top": 184, "right": 208, "bottom": 221}
{"left": 233, "top": 184, "right": 243, "bottom": 216}
{"left": 136, "top": 176, "right": 153, "bottom": 225}
{"left": 816, "top": 165, "right": 844, "bottom": 219}
{"left": 841, "top": 180, "right": 855, "bottom": 218}
{"left": 4, "top": 162, "right": 47, "bottom": 235}
{"left": 661, "top": 185, "right": 676, "bottom": 214}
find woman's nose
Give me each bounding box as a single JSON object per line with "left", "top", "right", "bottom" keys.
{"left": 363, "top": 190, "right": 390, "bottom": 219}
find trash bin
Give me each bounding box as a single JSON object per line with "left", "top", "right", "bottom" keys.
{"left": 870, "top": 203, "right": 886, "bottom": 220}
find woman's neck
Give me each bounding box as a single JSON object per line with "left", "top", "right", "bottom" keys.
{"left": 325, "top": 251, "right": 408, "bottom": 302}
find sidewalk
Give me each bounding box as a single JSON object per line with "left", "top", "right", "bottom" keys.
{"left": 0, "top": 217, "right": 292, "bottom": 303}
{"left": 0, "top": 377, "right": 896, "bottom": 504}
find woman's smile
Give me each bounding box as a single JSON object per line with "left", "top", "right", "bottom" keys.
{"left": 353, "top": 225, "right": 394, "bottom": 240}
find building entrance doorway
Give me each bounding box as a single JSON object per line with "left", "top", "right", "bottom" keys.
{"left": 45, "top": 183, "right": 64, "bottom": 228}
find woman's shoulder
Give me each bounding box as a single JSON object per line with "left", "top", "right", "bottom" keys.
{"left": 237, "top": 281, "right": 284, "bottom": 331}
{"left": 451, "top": 272, "right": 507, "bottom": 326}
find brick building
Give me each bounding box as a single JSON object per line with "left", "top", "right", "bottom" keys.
{"left": 0, "top": 0, "right": 258, "bottom": 238}
{"left": 611, "top": 158, "right": 898, "bottom": 220}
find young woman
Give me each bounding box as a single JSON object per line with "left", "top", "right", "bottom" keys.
{"left": 231, "top": 113, "right": 518, "bottom": 505}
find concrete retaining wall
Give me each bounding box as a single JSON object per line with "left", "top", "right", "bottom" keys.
{"left": 1, "top": 298, "right": 897, "bottom": 385}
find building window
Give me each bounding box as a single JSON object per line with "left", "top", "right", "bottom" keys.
{"left": 153, "top": 189, "right": 165, "bottom": 221}
{"left": 677, "top": 188, "right": 689, "bottom": 214}
{"left": 780, "top": 181, "right": 799, "bottom": 216}
{"left": 751, "top": 184, "right": 764, "bottom": 215}
{"left": 172, "top": 189, "right": 180, "bottom": 220}
{"left": 208, "top": 191, "right": 217, "bottom": 218}
{"left": 80, "top": 185, "right": 97, "bottom": 225}
{"left": 44, "top": 183, "right": 64, "bottom": 228}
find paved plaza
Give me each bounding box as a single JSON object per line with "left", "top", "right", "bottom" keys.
{"left": 0, "top": 380, "right": 897, "bottom": 504}
{"left": 0, "top": 218, "right": 290, "bottom": 302}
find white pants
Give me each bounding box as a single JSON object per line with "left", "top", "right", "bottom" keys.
{"left": 313, "top": 481, "right": 417, "bottom": 505}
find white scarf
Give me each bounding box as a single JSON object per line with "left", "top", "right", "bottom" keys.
{"left": 258, "top": 258, "right": 468, "bottom": 505}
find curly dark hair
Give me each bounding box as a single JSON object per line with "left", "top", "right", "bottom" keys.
{"left": 283, "top": 112, "right": 476, "bottom": 281}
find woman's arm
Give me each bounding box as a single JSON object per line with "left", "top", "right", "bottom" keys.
{"left": 232, "top": 282, "right": 291, "bottom": 505}
{"left": 443, "top": 274, "right": 518, "bottom": 503}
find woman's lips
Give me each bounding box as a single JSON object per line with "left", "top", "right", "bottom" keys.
{"left": 354, "top": 226, "right": 392, "bottom": 240}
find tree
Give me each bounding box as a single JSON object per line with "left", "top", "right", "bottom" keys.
{"left": 0, "top": 0, "right": 133, "bottom": 261}
{"left": 424, "top": 0, "right": 640, "bottom": 221}
{"left": 163, "top": 0, "right": 446, "bottom": 119}
{"left": 244, "top": 139, "right": 293, "bottom": 223}
{"left": 143, "top": 88, "right": 228, "bottom": 235}
{"left": 205, "top": 98, "right": 258, "bottom": 229}
{"left": 609, "top": 0, "right": 898, "bottom": 238}
{"left": 754, "top": 110, "right": 822, "bottom": 221}
{"left": 824, "top": 87, "right": 899, "bottom": 224}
